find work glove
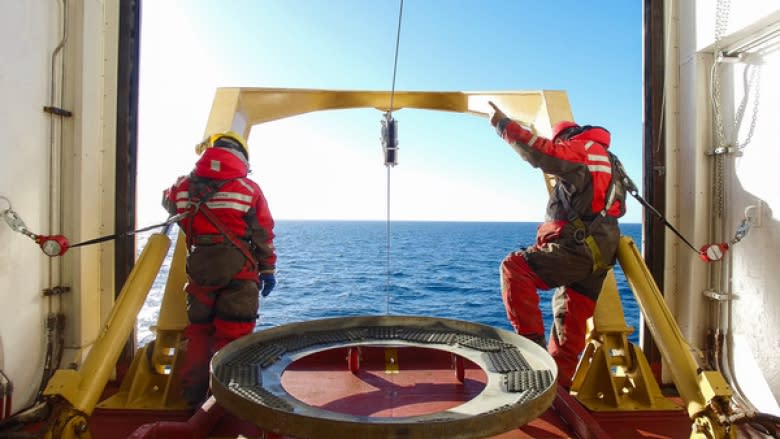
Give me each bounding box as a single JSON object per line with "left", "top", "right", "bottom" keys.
{"left": 259, "top": 272, "right": 276, "bottom": 297}
{"left": 488, "top": 101, "right": 507, "bottom": 127}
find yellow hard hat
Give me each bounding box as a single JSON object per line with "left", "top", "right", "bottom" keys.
{"left": 195, "top": 130, "right": 249, "bottom": 159}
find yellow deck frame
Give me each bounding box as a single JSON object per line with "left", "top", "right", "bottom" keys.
{"left": 104, "top": 88, "right": 579, "bottom": 416}
{"left": 38, "top": 88, "right": 736, "bottom": 439}
{"left": 42, "top": 233, "right": 171, "bottom": 438}
{"left": 195, "top": 88, "right": 734, "bottom": 438}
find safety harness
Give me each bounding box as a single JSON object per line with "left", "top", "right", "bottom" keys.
{"left": 566, "top": 147, "right": 627, "bottom": 274}
{"left": 184, "top": 177, "right": 259, "bottom": 307}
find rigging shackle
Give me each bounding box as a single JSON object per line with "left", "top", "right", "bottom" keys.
{"left": 731, "top": 211, "right": 753, "bottom": 244}
{"left": 381, "top": 112, "right": 399, "bottom": 167}
{"left": 2, "top": 206, "right": 69, "bottom": 256}
{"left": 2, "top": 207, "right": 36, "bottom": 240}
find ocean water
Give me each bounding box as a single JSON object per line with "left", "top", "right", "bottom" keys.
{"left": 137, "top": 221, "right": 642, "bottom": 344}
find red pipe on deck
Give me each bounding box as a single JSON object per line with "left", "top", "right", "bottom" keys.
{"left": 127, "top": 397, "right": 225, "bottom": 439}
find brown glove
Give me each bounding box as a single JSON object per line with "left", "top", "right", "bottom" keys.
{"left": 488, "top": 101, "right": 507, "bottom": 127}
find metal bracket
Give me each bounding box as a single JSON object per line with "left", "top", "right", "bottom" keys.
{"left": 43, "top": 106, "right": 73, "bottom": 117}
{"left": 570, "top": 270, "right": 679, "bottom": 411}
{"left": 706, "top": 145, "right": 742, "bottom": 156}
{"left": 717, "top": 53, "right": 743, "bottom": 64}
{"left": 703, "top": 290, "right": 730, "bottom": 301}
{"left": 43, "top": 286, "right": 71, "bottom": 297}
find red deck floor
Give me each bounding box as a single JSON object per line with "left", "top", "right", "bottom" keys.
{"left": 88, "top": 346, "right": 694, "bottom": 438}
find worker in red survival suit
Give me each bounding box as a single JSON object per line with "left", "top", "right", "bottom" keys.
{"left": 487, "top": 102, "right": 627, "bottom": 388}
{"left": 162, "top": 131, "right": 277, "bottom": 407}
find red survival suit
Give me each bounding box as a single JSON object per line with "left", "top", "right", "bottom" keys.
{"left": 493, "top": 118, "right": 626, "bottom": 388}
{"left": 163, "top": 146, "right": 276, "bottom": 406}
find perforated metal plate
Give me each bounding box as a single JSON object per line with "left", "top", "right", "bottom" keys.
{"left": 211, "top": 315, "right": 557, "bottom": 439}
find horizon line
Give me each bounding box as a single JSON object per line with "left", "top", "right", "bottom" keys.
{"left": 273, "top": 218, "right": 643, "bottom": 225}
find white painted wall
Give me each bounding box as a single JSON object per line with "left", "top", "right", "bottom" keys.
{"left": 672, "top": 0, "right": 780, "bottom": 414}
{"left": 0, "top": 0, "right": 62, "bottom": 414}
{"left": 725, "top": 47, "right": 780, "bottom": 414}
{"left": 0, "top": 0, "right": 119, "bottom": 413}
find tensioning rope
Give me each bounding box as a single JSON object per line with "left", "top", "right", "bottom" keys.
{"left": 383, "top": 0, "right": 404, "bottom": 315}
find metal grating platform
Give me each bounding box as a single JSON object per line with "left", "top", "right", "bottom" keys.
{"left": 211, "top": 315, "right": 557, "bottom": 439}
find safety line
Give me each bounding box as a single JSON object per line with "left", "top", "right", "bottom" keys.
{"left": 628, "top": 188, "right": 699, "bottom": 253}
{"left": 68, "top": 213, "right": 184, "bottom": 249}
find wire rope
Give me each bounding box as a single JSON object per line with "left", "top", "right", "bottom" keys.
{"left": 388, "top": 0, "right": 403, "bottom": 113}
{"left": 385, "top": 0, "right": 403, "bottom": 315}
{"left": 385, "top": 168, "right": 392, "bottom": 315}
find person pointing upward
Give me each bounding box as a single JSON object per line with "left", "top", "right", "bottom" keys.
{"left": 487, "top": 101, "right": 627, "bottom": 388}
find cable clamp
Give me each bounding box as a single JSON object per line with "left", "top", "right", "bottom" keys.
{"left": 706, "top": 145, "right": 741, "bottom": 156}
{"left": 703, "top": 289, "right": 730, "bottom": 301}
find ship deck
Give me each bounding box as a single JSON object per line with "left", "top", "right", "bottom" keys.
{"left": 88, "top": 346, "right": 692, "bottom": 438}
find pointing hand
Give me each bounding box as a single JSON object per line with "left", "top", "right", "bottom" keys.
{"left": 488, "top": 101, "right": 507, "bottom": 128}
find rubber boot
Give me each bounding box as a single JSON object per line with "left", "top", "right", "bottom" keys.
{"left": 500, "top": 252, "right": 550, "bottom": 341}
{"left": 179, "top": 322, "right": 214, "bottom": 408}
{"left": 213, "top": 318, "right": 255, "bottom": 352}
{"left": 548, "top": 287, "right": 596, "bottom": 389}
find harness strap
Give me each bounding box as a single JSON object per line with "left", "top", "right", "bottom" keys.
{"left": 559, "top": 150, "right": 626, "bottom": 274}
{"left": 603, "top": 180, "right": 617, "bottom": 217}
{"left": 561, "top": 189, "right": 611, "bottom": 273}
{"left": 571, "top": 217, "right": 610, "bottom": 274}
{"left": 195, "top": 203, "right": 258, "bottom": 273}
{"left": 185, "top": 279, "right": 219, "bottom": 307}
{"left": 191, "top": 234, "right": 226, "bottom": 245}
{"left": 185, "top": 178, "right": 259, "bottom": 274}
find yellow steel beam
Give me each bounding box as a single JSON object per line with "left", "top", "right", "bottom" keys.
{"left": 617, "top": 237, "right": 735, "bottom": 438}
{"left": 97, "top": 232, "right": 189, "bottom": 409}
{"left": 572, "top": 263, "right": 681, "bottom": 411}
{"left": 43, "top": 233, "right": 170, "bottom": 420}
{"left": 202, "top": 87, "right": 568, "bottom": 142}
{"left": 204, "top": 87, "right": 572, "bottom": 194}
{"left": 154, "top": 231, "right": 190, "bottom": 333}
{"left": 618, "top": 236, "right": 710, "bottom": 415}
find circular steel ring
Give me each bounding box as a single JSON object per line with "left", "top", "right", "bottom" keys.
{"left": 211, "top": 315, "right": 557, "bottom": 439}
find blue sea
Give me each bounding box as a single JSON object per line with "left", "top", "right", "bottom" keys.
{"left": 137, "top": 221, "right": 642, "bottom": 345}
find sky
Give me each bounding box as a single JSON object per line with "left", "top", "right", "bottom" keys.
{"left": 137, "top": 0, "right": 644, "bottom": 225}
